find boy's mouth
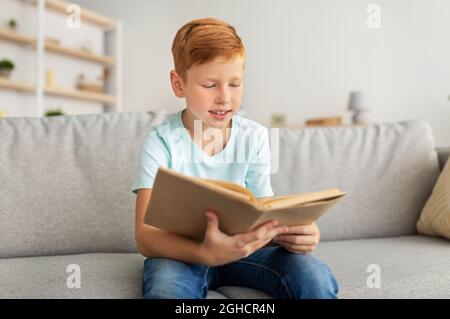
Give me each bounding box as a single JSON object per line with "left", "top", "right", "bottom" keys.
{"left": 208, "top": 109, "right": 231, "bottom": 120}
{"left": 208, "top": 110, "right": 231, "bottom": 115}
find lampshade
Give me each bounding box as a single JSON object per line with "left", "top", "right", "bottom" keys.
{"left": 348, "top": 91, "right": 369, "bottom": 111}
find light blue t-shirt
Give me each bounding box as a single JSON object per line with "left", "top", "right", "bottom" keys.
{"left": 131, "top": 109, "right": 274, "bottom": 198}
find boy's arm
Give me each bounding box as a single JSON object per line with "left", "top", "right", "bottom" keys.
{"left": 135, "top": 188, "right": 209, "bottom": 264}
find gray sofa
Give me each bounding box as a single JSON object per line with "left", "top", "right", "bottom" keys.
{"left": 0, "top": 111, "right": 449, "bottom": 299}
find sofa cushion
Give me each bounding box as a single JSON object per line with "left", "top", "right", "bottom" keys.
{"left": 1, "top": 236, "right": 447, "bottom": 299}
{"left": 0, "top": 252, "right": 227, "bottom": 299}
{"left": 0, "top": 111, "right": 166, "bottom": 258}
{"left": 0, "top": 253, "right": 145, "bottom": 298}
{"left": 417, "top": 156, "right": 450, "bottom": 240}
{"left": 272, "top": 120, "right": 440, "bottom": 241}
{"left": 313, "top": 235, "right": 450, "bottom": 298}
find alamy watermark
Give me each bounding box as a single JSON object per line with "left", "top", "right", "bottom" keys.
{"left": 66, "top": 264, "right": 81, "bottom": 289}
{"left": 366, "top": 4, "right": 381, "bottom": 29}
{"left": 66, "top": 4, "right": 81, "bottom": 29}
{"left": 163, "top": 119, "right": 280, "bottom": 174}
{"left": 366, "top": 264, "right": 381, "bottom": 289}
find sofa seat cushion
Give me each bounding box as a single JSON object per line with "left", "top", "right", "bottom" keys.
{"left": 1, "top": 236, "right": 448, "bottom": 299}
{"left": 0, "top": 252, "right": 231, "bottom": 299}
{"left": 314, "top": 235, "right": 450, "bottom": 298}
{"left": 0, "top": 253, "right": 147, "bottom": 298}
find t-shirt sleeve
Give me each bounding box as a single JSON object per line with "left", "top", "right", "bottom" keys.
{"left": 131, "top": 130, "right": 170, "bottom": 194}
{"left": 245, "top": 127, "right": 274, "bottom": 198}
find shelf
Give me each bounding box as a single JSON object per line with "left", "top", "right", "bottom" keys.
{"left": 29, "top": 0, "right": 117, "bottom": 30}
{"left": 0, "top": 78, "right": 115, "bottom": 105}
{"left": 0, "top": 28, "right": 34, "bottom": 46}
{"left": 44, "top": 86, "right": 115, "bottom": 105}
{"left": 0, "top": 28, "right": 115, "bottom": 65}
{"left": 44, "top": 42, "right": 115, "bottom": 65}
{"left": 0, "top": 78, "right": 34, "bottom": 92}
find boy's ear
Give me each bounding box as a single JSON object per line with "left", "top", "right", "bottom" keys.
{"left": 170, "top": 70, "right": 185, "bottom": 98}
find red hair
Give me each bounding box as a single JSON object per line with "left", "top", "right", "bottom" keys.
{"left": 171, "top": 18, "right": 245, "bottom": 82}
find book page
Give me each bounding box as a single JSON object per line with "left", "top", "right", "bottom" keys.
{"left": 204, "top": 179, "right": 258, "bottom": 205}
{"left": 257, "top": 188, "right": 346, "bottom": 210}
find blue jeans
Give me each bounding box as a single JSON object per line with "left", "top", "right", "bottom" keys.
{"left": 141, "top": 246, "right": 339, "bottom": 299}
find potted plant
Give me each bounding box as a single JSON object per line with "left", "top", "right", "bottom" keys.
{"left": 0, "top": 59, "right": 15, "bottom": 78}
{"left": 45, "top": 108, "right": 65, "bottom": 117}
{"left": 7, "top": 18, "right": 17, "bottom": 31}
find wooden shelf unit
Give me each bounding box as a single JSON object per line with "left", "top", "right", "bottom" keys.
{"left": 0, "top": 0, "right": 122, "bottom": 116}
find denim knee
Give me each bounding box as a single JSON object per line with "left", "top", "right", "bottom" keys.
{"left": 280, "top": 253, "right": 339, "bottom": 299}
{"left": 141, "top": 257, "right": 209, "bottom": 299}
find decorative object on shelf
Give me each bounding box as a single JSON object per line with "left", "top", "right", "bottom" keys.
{"left": 80, "top": 39, "right": 94, "bottom": 53}
{"left": 7, "top": 18, "right": 17, "bottom": 32}
{"left": 348, "top": 91, "right": 371, "bottom": 125}
{"left": 0, "top": 59, "right": 15, "bottom": 78}
{"left": 76, "top": 73, "right": 104, "bottom": 93}
{"left": 45, "top": 108, "right": 65, "bottom": 117}
{"left": 45, "top": 37, "right": 60, "bottom": 45}
{"left": 270, "top": 113, "right": 287, "bottom": 127}
{"left": 46, "top": 69, "right": 57, "bottom": 87}
{"left": 305, "top": 116, "right": 342, "bottom": 127}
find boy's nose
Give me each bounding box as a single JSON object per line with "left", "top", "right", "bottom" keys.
{"left": 215, "top": 99, "right": 230, "bottom": 107}
{"left": 215, "top": 87, "right": 231, "bottom": 106}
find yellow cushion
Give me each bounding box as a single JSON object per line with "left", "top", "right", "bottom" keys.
{"left": 417, "top": 157, "right": 450, "bottom": 240}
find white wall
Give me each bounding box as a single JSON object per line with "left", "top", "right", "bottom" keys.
{"left": 76, "top": 0, "right": 450, "bottom": 147}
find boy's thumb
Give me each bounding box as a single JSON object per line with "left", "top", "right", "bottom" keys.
{"left": 205, "top": 211, "right": 219, "bottom": 230}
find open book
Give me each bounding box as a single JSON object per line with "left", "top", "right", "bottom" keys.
{"left": 144, "top": 167, "right": 347, "bottom": 242}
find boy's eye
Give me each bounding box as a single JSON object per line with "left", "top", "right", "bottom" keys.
{"left": 201, "top": 83, "right": 241, "bottom": 88}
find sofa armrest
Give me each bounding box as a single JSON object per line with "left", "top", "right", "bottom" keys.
{"left": 436, "top": 147, "right": 450, "bottom": 170}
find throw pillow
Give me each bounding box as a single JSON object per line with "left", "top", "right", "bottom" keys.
{"left": 417, "top": 157, "right": 450, "bottom": 239}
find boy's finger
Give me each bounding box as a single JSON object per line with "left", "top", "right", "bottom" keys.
{"left": 266, "top": 225, "right": 290, "bottom": 240}
{"left": 205, "top": 211, "right": 219, "bottom": 231}
{"left": 237, "top": 220, "right": 278, "bottom": 245}
{"left": 281, "top": 243, "right": 316, "bottom": 253}
{"left": 285, "top": 224, "right": 316, "bottom": 235}
{"left": 274, "top": 234, "right": 318, "bottom": 246}
{"left": 248, "top": 236, "right": 273, "bottom": 252}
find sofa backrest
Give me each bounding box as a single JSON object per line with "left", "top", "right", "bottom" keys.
{"left": 0, "top": 113, "right": 441, "bottom": 257}
{"left": 0, "top": 111, "right": 165, "bottom": 258}
{"left": 271, "top": 120, "right": 440, "bottom": 241}
{"left": 437, "top": 147, "right": 450, "bottom": 170}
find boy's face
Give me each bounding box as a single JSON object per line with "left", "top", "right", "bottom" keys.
{"left": 170, "top": 55, "right": 244, "bottom": 130}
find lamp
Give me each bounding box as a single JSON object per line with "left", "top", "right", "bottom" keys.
{"left": 348, "top": 91, "right": 371, "bottom": 125}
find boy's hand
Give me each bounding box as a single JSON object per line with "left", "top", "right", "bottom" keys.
{"left": 272, "top": 223, "right": 320, "bottom": 254}
{"left": 200, "top": 210, "right": 289, "bottom": 267}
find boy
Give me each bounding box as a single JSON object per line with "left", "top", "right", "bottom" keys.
{"left": 132, "top": 18, "right": 338, "bottom": 299}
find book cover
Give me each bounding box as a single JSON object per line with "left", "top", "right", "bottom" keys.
{"left": 144, "top": 167, "right": 347, "bottom": 242}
